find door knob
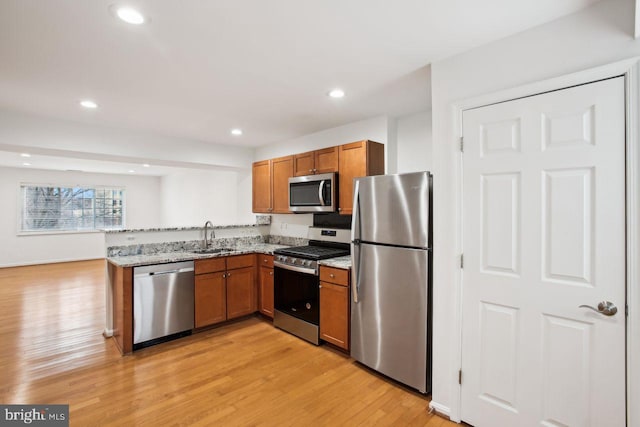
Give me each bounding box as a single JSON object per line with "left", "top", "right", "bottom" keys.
{"left": 579, "top": 301, "right": 618, "bottom": 316}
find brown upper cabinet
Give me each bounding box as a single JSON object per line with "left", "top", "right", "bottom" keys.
{"left": 252, "top": 140, "right": 383, "bottom": 215}
{"left": 252, "top": 159, "right": 272, "bottom": 213}
{"left": 338, "top": 140, "right": 385, "bottom": 215}
{"left": 293, "top": 146, "right": 339, "bottom": 176}
{"left": 252, "top": 155, "right": 294, "bottom": 214}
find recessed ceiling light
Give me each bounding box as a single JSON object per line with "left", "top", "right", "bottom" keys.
{"left": 116, "top": 7, "right": 145, "bottom": 25}
{"left": 22, "top": 162, "right": 31, "bottom": 166}
{"left": 128, "top": 169, "right": 136, "bottom": 173}
{"left": 80, "top": 100, "right": 98, "bottom": 109}
{"left": 231, "top": 128, "right": 243, "bottom": 136}
{"left": 328, "top": 88, "right": 345, "bottom": 98}
{"left": 20, "top": 153, "right": 31, "bottom": 158}
{"left": 142, "top": 163, "right": 150, "bottom": 168}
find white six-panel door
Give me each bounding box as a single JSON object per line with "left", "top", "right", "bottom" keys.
{"left": 461, "top": 77, "right": 626, "bottom": 426}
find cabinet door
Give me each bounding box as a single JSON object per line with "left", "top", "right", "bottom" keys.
{"left": 338, "top": 141, "right": 367, "bottom": 215}
{"left": 314, "top": 146, "right": 339, "bottom": 174}
{"left": 195, "top": 272, "right": 227, "bottom": 328}
{"left": 338, "top": 140, "right": 384, "bottom": 215}
{"left": 252, "top": 160, "right": 272, "bottom": 213}
{"left": 272, "top": 155, "right": 294, "bottom": 213}
{"left": 293, "top": 151, "right": 315, "bottom": 176}
{"left": 226, "top": 266, "right": 257, "bottom": 319}
{"left": 320, "top": 281, "right": 349, "bottom": 350}
{"left": 258, "top": 266, "right": 274, "bottom": 318}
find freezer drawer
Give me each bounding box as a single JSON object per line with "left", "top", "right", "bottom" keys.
{"left": 351, "top": 243, "right": 431, "bottom": 393}
{"left": 133, "top": 261, "right": 195, "bottom": 347}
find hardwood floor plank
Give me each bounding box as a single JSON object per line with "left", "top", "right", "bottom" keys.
{"left": 0, "top": 260, "right": 460, "bottom": 426}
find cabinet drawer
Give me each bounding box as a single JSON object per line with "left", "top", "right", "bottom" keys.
{"left": 319, "top": 266, "right": 349, "bottom": 286}
{"left": 227, "top": 254, "right": 255, "bottom": 270}
{"left": 257, "top": 254, "right": 274, "bottom": 268}
{"left": 195, "top": 257, "right": 226, "bottom": 275}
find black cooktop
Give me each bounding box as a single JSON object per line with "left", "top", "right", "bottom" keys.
{"left": 274, "top": 243, "right": 350, "bottom": 260}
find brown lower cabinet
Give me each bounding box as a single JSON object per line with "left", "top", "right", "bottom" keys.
{"left": 319, "top": 266, "right": 350, "bottom": 351}
{"left": 194, "top": 254, "right": 256, "bottom": 328}
{"left": 226, "top": 266, "right": 256, "bottom": 319}
{"left": 258, "top": 254, "right": 274, "bottom": 318}
{"left": 195, "top": 272, "right": 226, "bottom": 327}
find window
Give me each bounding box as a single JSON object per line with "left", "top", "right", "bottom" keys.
{"left": 20, "top": 185, "right": 125, "bottom": 232}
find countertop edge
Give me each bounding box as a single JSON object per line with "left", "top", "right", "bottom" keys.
{"left": 108, "top": 247, "right": 352, "bottom": 269}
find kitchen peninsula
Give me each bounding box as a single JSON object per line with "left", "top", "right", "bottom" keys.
{"left": 104, "top": 219, "right": 351, "bottom": 355}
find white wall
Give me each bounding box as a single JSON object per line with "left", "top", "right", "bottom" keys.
{"left": 160, "top": 170, "right": 255, "bottom": 227}
{"left": 255, "top": 115, "right": 390, "bottom": 164}
{"left": 0, "top": 166, "right": 161, "bottom": 267}
{"left": 396, "top": 110, "right": 432, "bottom": 173}
{"left": 429, "top": 0, "right": 639, "bottom": 417}
{"left": 269, "top": 214, "right": 314, "bottom": 238}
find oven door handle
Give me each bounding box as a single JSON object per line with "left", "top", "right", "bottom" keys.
{"left": 274, "top": 260, "right": 317, "bottom": 276}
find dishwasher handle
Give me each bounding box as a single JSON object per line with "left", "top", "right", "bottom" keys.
{"left": 134, "top": 267, "right": 194, "bottom": 277}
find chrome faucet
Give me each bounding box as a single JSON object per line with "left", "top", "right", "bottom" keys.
{"left": 203, "top": 220, "right": 215, "bottom": 249}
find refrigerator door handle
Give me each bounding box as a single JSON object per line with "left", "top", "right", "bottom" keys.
{"left": 352, "top": 240, "right": 360, "bottom": 303}
{"left": 352, "top": 179, "right": 361, "bottom": 303}
{"left": 351, "top": 179, "right": 360, "bottom": 243}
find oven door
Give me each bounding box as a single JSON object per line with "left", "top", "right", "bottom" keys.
{"left": 289, "top": 173, "right": 336, "bottom": 213}
{"left": 274, "top": 265, "right": 320, "bottom": 325}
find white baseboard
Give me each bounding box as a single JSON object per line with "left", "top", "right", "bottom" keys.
{"left": 0, "top": 256, "right": 104, "bottom": 269}
{"left": 429, "top": 401, "right": 451, "bottom": 419}
{"left": 103, "top": 329, "right": 114, "bottom": 338}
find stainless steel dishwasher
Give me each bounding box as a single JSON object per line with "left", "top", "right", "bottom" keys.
{"left": 133, "top": 261, "right": 195, "bottom": 349}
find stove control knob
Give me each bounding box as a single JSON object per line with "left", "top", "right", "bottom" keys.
{"left": 304, "top": 260, "right": 312, "bottom": 267}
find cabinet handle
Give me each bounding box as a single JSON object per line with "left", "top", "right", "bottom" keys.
{"left": 227, "top": 272, "right": 231, "bottom": 277}
{"left": 309, "top": 169, "right": 313, "bottom": 173}
{"left": 329, "top": 273, "right": 335, "bottom": 278}
{"left": 264, "top": 259, "right": 268, "bottom": 263}
{"left": 313, "top": 168, "right": 317, "bottom": 173}
{"left": 222, "top": 273, "right": 226, "bottom": 278}
{"left": 319, "top": 285, "right": 322, "bottom": 288}
{"left": 269, "top": 271, "right": 273, "bottom": 276}
{"left": 338, "top": 208, "right": 342, "bottom": 212}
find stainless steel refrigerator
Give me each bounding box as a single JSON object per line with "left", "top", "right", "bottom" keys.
{"left": 351, "top": 171, "right": 432, "bottom": 393}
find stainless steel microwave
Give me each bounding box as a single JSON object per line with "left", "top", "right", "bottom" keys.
{"left": 289, "top": 173, "right": 336, "bottom": 212}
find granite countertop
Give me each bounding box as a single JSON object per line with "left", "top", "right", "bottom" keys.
{"left": 107, "top": 243, "right": 287, "bottom": 268}
{"left": 318, "top": 255, "right": 352, "bottom": 270}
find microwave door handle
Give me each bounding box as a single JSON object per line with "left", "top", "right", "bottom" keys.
{"left": 318, "top": 180, "right": 326, "bottom": 206}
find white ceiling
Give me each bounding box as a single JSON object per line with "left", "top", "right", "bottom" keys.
{"left": 0, "top": 151, "right": 197, "bottom": 177}
{"left": 0, "top": 0, "right": 601, "bottom": 155}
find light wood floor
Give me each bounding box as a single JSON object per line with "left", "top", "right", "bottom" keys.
{"left": 0, "top": 260, "right": 458, "bottom": 426}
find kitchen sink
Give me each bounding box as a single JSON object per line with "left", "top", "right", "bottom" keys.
{"left": 190, "top": 248, "right": 234, "bottom": 254}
